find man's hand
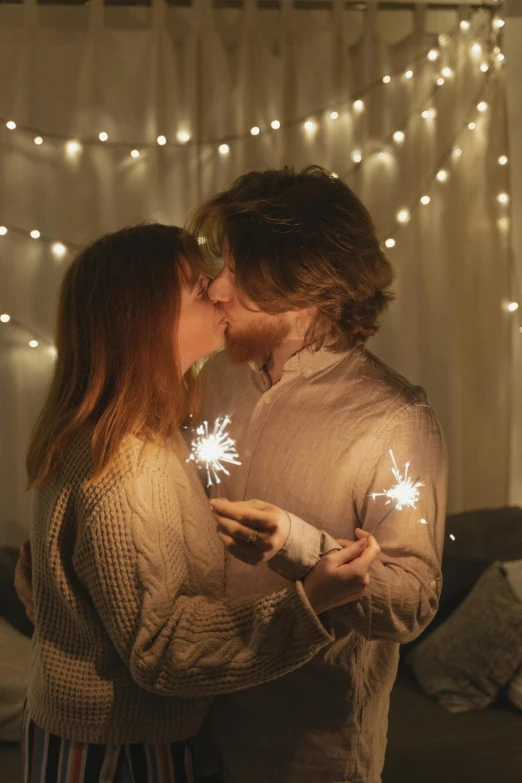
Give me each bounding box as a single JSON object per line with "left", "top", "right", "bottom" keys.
{"left": 210, "top": 498, "right": 291, "bottom": 566}
{"left": 14, "top": 541, "right": 35, "bottom": 624}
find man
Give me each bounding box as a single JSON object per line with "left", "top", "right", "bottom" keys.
{"left": 188, "top": 165, "right": 447, "bottom": 783}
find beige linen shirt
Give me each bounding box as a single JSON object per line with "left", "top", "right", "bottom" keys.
{"left": 196, "top": 343, "right": 447, "bottom": 783}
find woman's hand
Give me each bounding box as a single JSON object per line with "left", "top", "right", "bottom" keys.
{"left": 14, "top": 541, "right": 35, "bottom": 623}
{"left": 303, "top": 530, "right": 380, "bottom": 615}
{"left": 209, "top": 498, "right": 291, "bottom": 566}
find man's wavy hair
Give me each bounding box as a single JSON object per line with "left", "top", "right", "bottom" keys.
{"left": 188, "top": 165, "right": 395, "bottom": 351}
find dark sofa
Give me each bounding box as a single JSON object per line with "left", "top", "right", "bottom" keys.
{"left": 1, "top": 508, "right": 521, "bottom": 783}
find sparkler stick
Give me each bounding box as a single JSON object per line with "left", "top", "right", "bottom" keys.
{"left": 369, "top": 449, "right": 425, "bottom": 535}
{"left": 186, "top": 416, "right": 241, "bottom": 488}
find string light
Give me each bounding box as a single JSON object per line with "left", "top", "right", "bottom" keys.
{"left": 271, "top": 120, "right": 280, "bottom": 130}
{"left": 472, "top": 43, "right": 482, "bottom": 55}
{"left": 393, "top": 130, "right": 405, "bottom": 143}
{"left": 460, "top": 20, "right": 470, "bottom": 31}
{"left": 420, "top": 195, "right": 431, "bottom": 205}
{"left": 497, "top": 192, "right": 509, "bottom": 204}
{"left": 66, "top": 140, "right": 81, "bottom": 156}
{"left": 6, "top": 121, "right": 16, "bottom": 130}
{"left": 34, "top": 136, "right": 43, "bottom": 145}
{"left": 436, "top": 77, "right": 445, "bottom": 86}
{"left": 330, "top": 111, "right": 339, "bottom": 120}
{"left": 497, "top": 52, "right": 505, "bottom": 62}
{"left": 405, "top": 70, "right": 414, "bottom": 79}
{"left": 397, "top": 209, "right": 410, "bottom": 224}
{"left": 477, "top": 101, "right": 488, "bottom": 112}
{"left": 480, "top": 63, "right": 489, "bottom": 73}
{"left": 352, "top": 151, "right": 362, "bottom": 164}
{"left": 29, "top": 340, "right": 39, "bottom": 348}
{"left": 508, "top": 302, "right": 519, "bottom": 312}
{"left": 428, "top": 49, "right": 439, "bottom": 62}
{"left": 99, "top": 132, "right": 108, "bottom": 142}
{"left": 421, "top": 109, "right": 436, "bottom": 120}
{"left": 383, "top": 75, "right": 391, "bottom": 84}
{"left": 468, "top": 121, "right": 476, "bottom": 130}
{"left": 30, "top": 230, "right": 40, "bottom": 239}
{"left": 495, "top": 19, "right": 505, "bottom": 29}
{"left": 130, "top": 149, "right": 140, "bottom": 158}
{"left": 0, "top": 314, "right": 10, "bottom": 323}
{"left": 157, "top": 135, "right": 167, "bottom": 145}
{"left": 453, "top": 147, "right": 462, "bottom": 157}
{"left": 51, "top": 242, "right": 67, "bottom": 258}
{"left": 250, "top": 126, "right": 260, "bottom": 136}
{"left": 385, "top": 239, "right": 396, "bottom": 248}
{"left": 0, "top": 227, "right": 7, "bottom": 235}
{"left": 304, "top": 120, "right": 316, "bottom": 132}
{"left": 498, "top": 155, "right": 508, "bottom": 165}
{"left": 441, "top": 67, "right": 453, "bottom": 78}
{"left": 219, "top": 143, "right": 230, "bottom": 155}
{"left": 177, "top": 130, "right": 190, "bottom": 143}
{"left": 436, "top": 170, "right": 449, "bottom": 182}
{"left": 353, "top": 100, "right": 364, "bottom": 112}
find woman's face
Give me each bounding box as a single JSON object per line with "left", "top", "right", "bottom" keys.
{"left": 177, "top": 269, "right": 227, "bottom": 375}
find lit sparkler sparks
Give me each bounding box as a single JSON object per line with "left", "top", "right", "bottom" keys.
{"left": 187, "top": 416, "right": 241, "bottom": 487}
{"left": 369, "top": 450, "right": 425, "bottom": 531}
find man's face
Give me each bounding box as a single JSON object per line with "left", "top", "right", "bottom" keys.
{"left": 207, "top": 251, "right": 290, "bottom": 364}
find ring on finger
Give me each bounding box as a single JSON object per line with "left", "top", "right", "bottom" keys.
{"left": 246, "top": 529, "right": 259, "bottom": 546}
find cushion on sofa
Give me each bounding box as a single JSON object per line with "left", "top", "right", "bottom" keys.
{"left": 406, "top": 562, "right": 522, "bottom": 713}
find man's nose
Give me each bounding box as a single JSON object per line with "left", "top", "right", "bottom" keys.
{"left": 208, "top": 277, "right": 229, "bottom": 304}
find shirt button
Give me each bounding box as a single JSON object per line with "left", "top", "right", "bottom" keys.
{"left": 264, "top": 396, "right": 272, "bottom": 404}
{"left": 430, "top": 580, "right": 437, "bottom": 588}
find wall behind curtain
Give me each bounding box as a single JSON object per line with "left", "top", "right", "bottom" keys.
{"left": 0, "top": 1, "right": 515, "bottom": 545}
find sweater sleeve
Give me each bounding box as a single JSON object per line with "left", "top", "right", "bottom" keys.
{"left": 268, "top": 404, "right": 448, "bottom": 644}
{"left": 72, "top": 456, "right": 333, "bottom": 699}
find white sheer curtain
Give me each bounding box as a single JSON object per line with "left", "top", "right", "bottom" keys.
{"left": 0, "top": 0, "right": 516, "bottom": 546}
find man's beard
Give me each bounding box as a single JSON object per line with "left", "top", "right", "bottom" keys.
{"left": 225, "top": 314, "right": 290, "bottom": 364}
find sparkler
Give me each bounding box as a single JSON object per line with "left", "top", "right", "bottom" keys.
{"left": 369, "top": 449, "right": 425, "bottom": 533}
{"left": 186, "top": 416, "right": 241, "bottom": 488}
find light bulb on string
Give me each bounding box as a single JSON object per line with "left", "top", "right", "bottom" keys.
{"left": 66, "top": 140, "right": 81, "bottom": 157}
{"left": 383, "top": 75, "right": 391, "bottom": 84}
{"left": 250, "top": 126, "right": 260, "bottom": 136}
{"left": 52, "top": 242, "right": 67, "bottom": 259}
{"left": 436, "top": 78, "right": 445, "bottom": 86}
{"left": 495, "top": 19, "right": 505, "bottom": 28}
{"left": 468, "top": 122, "right": 476, "bottom": 130}
{"left": 508, "top": 302, "right": 519, "bottom": 312}
{"left": 0, "top": 227, "right": 7, "bottom": 236}
{"left": 397, "top": 209, "right": 410, "bottom": 224}
{"left": 385, "top": 239, "right": 396, "bottom": 248}
{"left": 436, "top": 170, "right": 449, "bottom": 182}
{"left": 441, "top": 67, "right": 453, "bottom": 78}
{"left": 157, "top": 135, "right": 167, "bottom": 145}
{"left": 0, "top": 314, "right": 10, "bottom": 323}
{"left": 330, "top": 111, "right": 339, "bottom": 120}
{"left": 304, "top": 120, "right": 316, "bottom": 132}
{"left": 405, "top": 70, "right": 414, "bottom": 79}
{"left": 480, "top": 63, "right": 489, "bottom": 73}
{"left": 421, "top": 196, "right": 431, "bottom": 205}
{"left": 477, "top": 101, "right": 488, "bottom": 112}
{"left": 498, "top": 155, "right": 508, "bottom": 165}
{"left": 353, "top": 100, "right": 364, "bottom": 112}
{"left": 428, "top": 49, "right": 439, "bottom": 62}
{"left": 177, "top": 130, "right": 191, "bottom": 143}
{"left": 331, "top": 172, "right": 339, "bottom": 179}
{"left": 497, "top": 52, "right": 505, "bottom": 62}
{"left": 271, "top": 120, "right": 280, "bottom": 130}
{"left": 219, "top": 143, "right": 230, "bottom": 155}
{"left": 130, "top": 149, "right": 140, "bottom": 158}
{"left": 30, "top": 230, "right": 40, "bottom": 239}
{"left": 29, "top": 340, "right": 39, "bottom": 348}
{"left": 34, "top": 136, "right": 43, "bottom": 145}
{"left": 453, "top": 147, "right": 462, "bottom": 158}
{"left": 421, "top": 109, "right": 436, "bottom": 120}
{"left": 497, "top": 192, "right": 509, "bottom": 204}
{"left": 393, "top": 131, "right": 405, "bottom": 144}
{"left": 6, "top": 121, "right": 16, "bottom": 130}
{"left": 352, "top": 151, "right": 362, "bottom": 164}
{"left": 460, "top": 20, "right": 470, "bottom": 31}
{"left": 99, "top": 132, "right": 108, "bottom": 142}
{"left": 472, "top": 43, "right": 482, "bottom": 55}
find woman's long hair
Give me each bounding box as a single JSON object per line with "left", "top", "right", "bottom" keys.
{"left": 27, "top": 222, "right": 206, "bottom": 488}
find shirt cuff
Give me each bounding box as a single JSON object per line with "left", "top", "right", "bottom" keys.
{"left": 268, "top": 512, "right": 342, "bottom": 582}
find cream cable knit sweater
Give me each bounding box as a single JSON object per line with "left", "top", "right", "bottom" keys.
{"left": 26, "top": 429, "right": 332, "bottom": 745}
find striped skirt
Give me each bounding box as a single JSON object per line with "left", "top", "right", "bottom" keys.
{"left": 21, "top": 710, "right": 194, "bottom": 783}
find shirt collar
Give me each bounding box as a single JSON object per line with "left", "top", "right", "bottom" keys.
{"left": 249, "top": 343, "right": 361, "bottom": 383}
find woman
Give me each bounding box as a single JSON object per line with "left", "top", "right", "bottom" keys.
{"left": 20, "top": 223, "right": 379, "bottom": 782}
